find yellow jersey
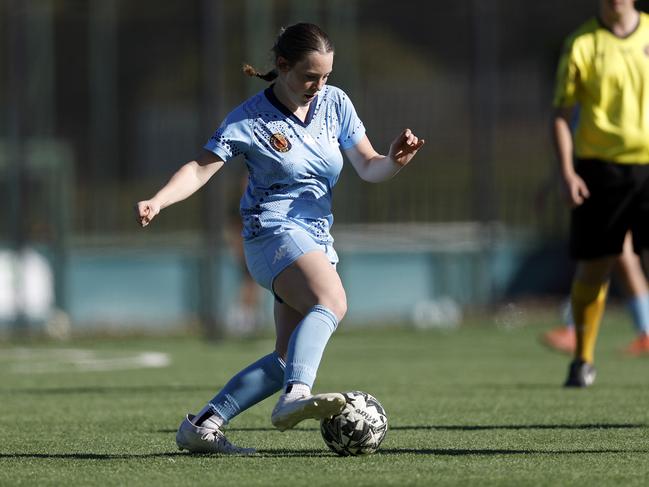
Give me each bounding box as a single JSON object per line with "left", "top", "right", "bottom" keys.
{"left": 553, "top": 13, "right": 649, "bottom": 164}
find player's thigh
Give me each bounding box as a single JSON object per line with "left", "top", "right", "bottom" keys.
{"left": 273, "top": 250, "right": 347, "bottom": 320}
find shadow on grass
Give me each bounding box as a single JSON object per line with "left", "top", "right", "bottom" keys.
{"left": 6, "top": 381, "right": 649, "bottom": 396}
{"left": 475, "top": 382, "right": 649, "bottom": 390}
{"left": 155, "top": 422, "right": 645, "bottom": 434}
{"left": 254, "top": 450, "right": 333, "bottom": 457}
{"left": 3, "top": 445, "right": 649, "bottom": 460}
{"left": 0, "top": 384, "right": 218, "bottom": 395}
{"left": 390, "top": 423, "right": 645, "bottom": 431}
{"left": 0, "top": 451, "right": 334, "bottom": 460}
{"left": 0, "top": 452, "right": 186, "bottom": 460}
{"left": 377, "top": 447, "right": 649, "bottom": 456}
{"left": 155, "top": 427, "right": 314, "bottom": 433}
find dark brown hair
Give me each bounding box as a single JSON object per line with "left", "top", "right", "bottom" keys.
{"left": 243, "top": 22, "right": 334, "bottom": 81}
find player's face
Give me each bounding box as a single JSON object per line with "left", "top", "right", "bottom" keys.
{"left": 600, "top": 0, "right": 636, "bottom": 17}
{"left": 277, "top": 51, "right": 334, "bottom": 109}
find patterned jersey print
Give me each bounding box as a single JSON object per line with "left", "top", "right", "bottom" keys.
{"left": 204, "top": 84, "right": 365, "bottom": 242}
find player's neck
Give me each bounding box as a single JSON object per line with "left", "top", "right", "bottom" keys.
{"left": 272, "top": 83, "right": 311, "bottom": 122}
{"left": 601, "top": 8, "right": 639, "bottom": 37}
{"left": 293, "top": 106, "right": 310, "bottom": 123}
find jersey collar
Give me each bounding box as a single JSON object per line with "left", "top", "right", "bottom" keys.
{"left": 264, "top": 85, "right": 319, "bottom": 128}
{"left": 596, "top": 13, "right": 641, "bottom": 39}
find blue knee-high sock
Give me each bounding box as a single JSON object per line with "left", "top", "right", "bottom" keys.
{"left": 284, "top": 305, "right": 339, "bottom": 389}
{"left": 628, "top": 294, "right": 649, "bottom": 335}
{"left": 209, "top": 352, "right": 285, "bottom": 423}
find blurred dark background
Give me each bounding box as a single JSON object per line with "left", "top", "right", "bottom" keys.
{"left": 2, "top": 0, "right": 644, "bottom": 335}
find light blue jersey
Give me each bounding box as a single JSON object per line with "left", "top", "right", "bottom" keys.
{"left": 204, "top": 84, "right": 365, "bottom": 244}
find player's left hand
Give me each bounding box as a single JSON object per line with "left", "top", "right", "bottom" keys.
{"left": 389, "top": 128, "right": 425, "bottom": 167}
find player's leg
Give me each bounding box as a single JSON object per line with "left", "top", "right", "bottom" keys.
{"left": 564, "top": 258, "right": 613, "bottom": 387}
{"left": 614, "top": 232, "right": 649, "bottom": 354}
{"left": 176, "top": 228, "right": 286, "bottom": 454}
{"left": 270, "top": 250, "right": 347, "bottom": 431}
{"left": 628, "top": 164, "right": 649, "bottom": 354}
{"left": 571, "top": 258, "right": 614, "bottom": 361}
{"left": 274, "top": 296, "right": 304, "bottom": 359}
{"left": 176, "top": 350, "right": 286, "bottom": 454}
{"left": 564, "top": 159, "right": 629, "bottom": 387}
{"left": 177, "top": 259, "right": 284, "bottom": 452}
{"left": 177, "top": 260, "right": 284, "bottom": 453}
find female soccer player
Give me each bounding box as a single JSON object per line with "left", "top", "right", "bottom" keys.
{"left": 135, "top": 23, "right": 424, "bottom": 453}
{"left": 553, "top": 0, "right": 649, "bottom": 387}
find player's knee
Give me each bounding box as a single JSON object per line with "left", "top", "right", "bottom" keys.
{"left": 318, "top": 291, "right": 347, "bottom": 323}
{"left": 329, "top": 301, "right": 347, "bottom": 323}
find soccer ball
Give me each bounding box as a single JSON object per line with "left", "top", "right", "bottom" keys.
{"left": 320, "top": 391, "right": 388, "bottom": 456}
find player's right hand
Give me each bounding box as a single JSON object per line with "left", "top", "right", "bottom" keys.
{"left": 135, "top": 200, "right": 160, "bottom": 227}
{"left": 561, "top": 173, "right": 590, "bottom": 208}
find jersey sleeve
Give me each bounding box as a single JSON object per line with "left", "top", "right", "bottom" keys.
{"left": 335, "top": 90, "right": 366, "bottom": 149}
{"left": 553, "top": 36, "right": 580, "bottom": 108}
{"left": 203, "top": 107, "right": 252, "bottom": 162}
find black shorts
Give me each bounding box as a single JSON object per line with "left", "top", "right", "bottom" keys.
{"left": 570, "top": 158, "right": 649, "bottom": 260}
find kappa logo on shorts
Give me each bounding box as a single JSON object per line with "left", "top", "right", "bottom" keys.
{"left": 269, "top": 133, "right": 291, "bottom": 153}
{"left": 272, "top": 244, "right": 290, "bottom": 265}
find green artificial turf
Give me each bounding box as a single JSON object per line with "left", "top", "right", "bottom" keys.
{"left": 2, "top": 309, "right": 649, "bottom": 486}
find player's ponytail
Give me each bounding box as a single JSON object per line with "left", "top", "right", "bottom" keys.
{"left": 242, "top": 64, "right": 278, "bottom": 82}
{"left": 242, "top": 23, "right": 334, "bottom": 82}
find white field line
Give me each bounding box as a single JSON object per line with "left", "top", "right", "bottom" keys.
{"left": 2, "top": 348, "right": 171, "bottom": 373}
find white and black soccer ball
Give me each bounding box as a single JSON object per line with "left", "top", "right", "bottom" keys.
{"left": 320, "top": 391, "right": 388, "bottom": 456}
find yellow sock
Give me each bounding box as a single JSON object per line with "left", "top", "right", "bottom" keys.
{"left": 571, "top": 280, "right": 609, "bottom": 364}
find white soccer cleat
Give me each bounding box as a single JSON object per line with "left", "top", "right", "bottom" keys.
{"left": 175, "top": 414, "right": 256, "bottom": 455}
{"left": 271, "top": 392, "right": 346, "bottom": 432}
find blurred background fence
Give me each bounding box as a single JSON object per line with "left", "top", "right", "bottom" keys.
{"left": 2, "top": 0, "right": 640, "bottom": 337}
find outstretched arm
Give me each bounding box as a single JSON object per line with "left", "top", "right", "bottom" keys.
{"left": 344, "top": 129, "right": 425, "bottom": 183}
{"left": 135, "top": 150, "right": 224, "bottom": 227}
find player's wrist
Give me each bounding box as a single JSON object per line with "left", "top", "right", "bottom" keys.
{"left": 387, "top": 154, "right": 406, "bottom": 168}
{"left": 559, "top": 165, "right": 577, "bottom": 180}
{"left": 149, "top": 195, "right": 166, "bottom": 211}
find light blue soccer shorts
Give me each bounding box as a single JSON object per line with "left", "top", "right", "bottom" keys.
{"left": 243, "top": 227, "right": 338, "bottom": 300}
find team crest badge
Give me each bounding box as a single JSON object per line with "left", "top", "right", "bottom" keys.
{"left": 270, "top": 133, "right": 291, "bottom": 152}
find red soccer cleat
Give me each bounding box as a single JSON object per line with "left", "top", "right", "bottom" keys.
{"left": 540, "top": 326, "right": 576, "bottom": 354}
{"left": 624, "top": 334, "right": 649, "bottom": 356}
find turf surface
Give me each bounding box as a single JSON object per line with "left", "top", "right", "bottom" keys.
{"left": 2, "top": 309, "right": 649, "bottom": 486}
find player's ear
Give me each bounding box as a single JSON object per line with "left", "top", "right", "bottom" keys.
{"left": 277, "top": 56, "right": 291, "bottom": 73}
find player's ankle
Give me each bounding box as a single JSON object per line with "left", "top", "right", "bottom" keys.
{"left": 284, "top": 382, "right": 311, "bottom": 399}
{"left": 193, "top": 404, "right": 226, "bottom": 429}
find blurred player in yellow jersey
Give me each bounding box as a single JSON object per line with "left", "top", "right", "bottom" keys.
{"left": 553, "top": 0, "right": 649, "bottom": 387}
